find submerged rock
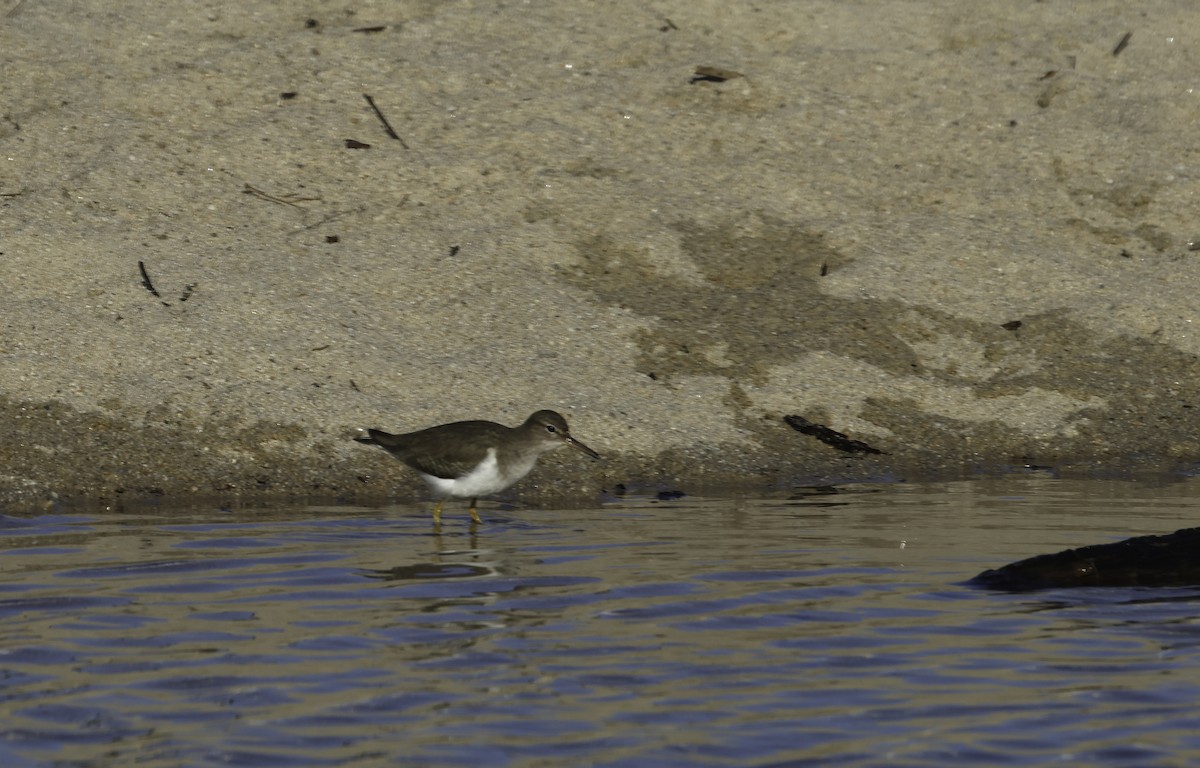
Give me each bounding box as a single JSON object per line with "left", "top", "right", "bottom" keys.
{"left": 970, "top": 527, "right": 1200, "bottom": 591}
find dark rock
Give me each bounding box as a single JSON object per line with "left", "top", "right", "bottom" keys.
{"left": 970, "top": 527, "right": 1200, "bottom": 591}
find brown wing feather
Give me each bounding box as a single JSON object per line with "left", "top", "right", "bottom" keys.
{"left": 361, "top": 420, "right": 511, "bottom": 479}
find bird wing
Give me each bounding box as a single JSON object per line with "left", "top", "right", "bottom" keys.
{"left": 370, "top": 421, "right": 508, "bottom": 480}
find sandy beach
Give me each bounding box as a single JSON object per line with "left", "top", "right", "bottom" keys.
{"left": 2, "top": 0, "right": 1199, "bottom": 507}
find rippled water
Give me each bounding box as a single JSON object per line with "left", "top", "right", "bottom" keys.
{"left": 3, "top": 476, "right": 1200, "bottom": 766}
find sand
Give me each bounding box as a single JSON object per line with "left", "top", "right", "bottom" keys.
{"left": 2, "top": 0, "right": 1199, "bottom": 507}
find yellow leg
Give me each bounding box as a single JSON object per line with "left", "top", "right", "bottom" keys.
{"left": 431, "top": 499, "right": 445, "bottom": 526}
{"left": 469, "top": 499, "right": 481, "bottom": 525}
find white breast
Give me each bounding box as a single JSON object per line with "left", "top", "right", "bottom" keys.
{"left": 420, "top": 448, "right": 538, "bottom": 498}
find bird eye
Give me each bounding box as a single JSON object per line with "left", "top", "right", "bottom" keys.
{"left": 545, "top": 425, "right": 557, "bottom": 433}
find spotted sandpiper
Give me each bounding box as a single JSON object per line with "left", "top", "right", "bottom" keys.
{"left": 355, "top": 410, "right": 600, "bottom": 524}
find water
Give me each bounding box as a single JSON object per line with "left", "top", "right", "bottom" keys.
{"left": 3, "top": 476, "right": 1200, "bottom": 766}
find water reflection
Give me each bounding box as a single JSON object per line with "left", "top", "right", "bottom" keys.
{"left": 0, "top": 478, "right": 1199, "bottom": 765}
{"left": 363, "top": 562, "right": 497, "bottom": 582}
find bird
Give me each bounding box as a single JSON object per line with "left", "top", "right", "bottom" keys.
{"left": 355, "top": 410, "right": 600, "bottom": 524}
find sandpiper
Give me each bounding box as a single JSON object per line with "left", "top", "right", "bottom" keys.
{"left": 356, "top": 410, "right": 600, "bottom": 524}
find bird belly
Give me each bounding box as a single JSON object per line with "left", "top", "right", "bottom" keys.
{"left": 421, "top": 449, "right": 533, "bottom": 498}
